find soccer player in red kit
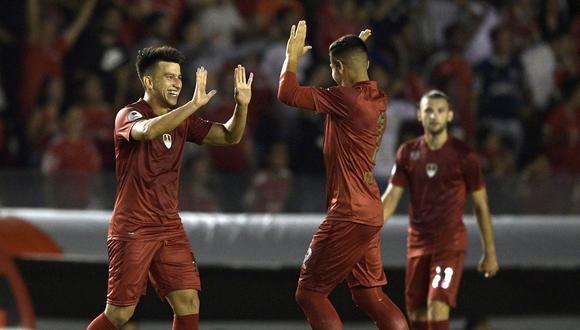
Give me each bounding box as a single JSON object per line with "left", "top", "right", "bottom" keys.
{"left": 278, "top": 21, "right": 409, "bottom": 330}
{"left": 381, "top": 90, "right": 499, "bottom": 330}
{"left": 87, "top": 46, "right": 253, "bottom": 330}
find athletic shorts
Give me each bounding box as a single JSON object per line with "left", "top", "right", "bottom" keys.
{"left": 106, "top": 233, "right": 200, "bottom": 306}
{"left": 298, "top": 219, "right": 387, "bottom": 294}
{"left": 405, "top": 250, "right": 465, "bottom": 311}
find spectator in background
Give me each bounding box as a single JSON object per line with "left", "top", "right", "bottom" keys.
{"left": 26, "top": 77, "right": 65, "bottom": 166}
{"left": 477, "top": 128, "right": 516, "bottom": 178}
{"left": 543, "top": 78, "right": 580, "bottom": 175}
{"left": 425, "top": 22, "right": 476, "bottom": 145}
{"left": 74, "top": 5, "right": 131, "bottom": 110}
{"left": 244, "top": 142, "right": 292, "bottom": 213}
{"left": 473, "top": 25, "right": 528, "bottom": 160}
{"left": 180, "top": 151, "right": 220, "bottom": 212}
{"left": 41, "top": 107, "right": 102, "bottom": 208}
{"left": 19, "top": 0, "right": 97, "bottom": 118}
{"left": 197, "top": 0, "right": 246, "bottom": 51}
{"left": 73, "top": 74, "right": 115, "bottom": 170}
{"left": 538, "top": 0, "right": 571, "bottom": 41}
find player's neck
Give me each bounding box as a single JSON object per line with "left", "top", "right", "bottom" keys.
{"left": 424, "top": 131, "right": 448, "bottom": 150}
{"left": 341, "top": 71, "right": 369, "bottom": 87}
{"left": 143, "top": 93, "right": 169, "bottom": 116}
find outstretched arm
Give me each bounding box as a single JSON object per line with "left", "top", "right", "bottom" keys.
{"left": 472, "top": 187, "right": 499, "bottom": 278}
{"left": 202, "top": 64, "right": 253, "bottom": 146}
{"left": 381, "top": 183, "right": 404, "bottom": 224}
{"left": 131, "top": 67, "right": 217, "bottom": 141}
{"left": 63, "top": 0, "right": 97, "bottom": 46}
{"left": 278, "top": 20, "right": 320, "bottom": 109}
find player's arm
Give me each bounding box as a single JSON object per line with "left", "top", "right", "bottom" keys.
{"left": 202, "top": 65, "right": 253, "bottom": 146}
{"left": 62, "top": 0, "right": 97, "bottom": 46}
{"left": 381, "top": 183, "right": 404, "bottom": 224}
{"left": 472, "top": 187, "right": 499, "bottom": 278}
{"left": 131, "top": 67, "right": 217, "bottom": 141}
{"left": 277, "top": 20, "right": 318, "bottom": 110}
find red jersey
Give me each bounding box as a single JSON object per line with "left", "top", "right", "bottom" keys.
{"left": 390, "top": 136, "right": 485, "bottom": 256}
{"left": 278, "top": 72, "right": 388, "bottom": 226}
{"left": 110, "top": 99, "right": 212, "bottom": 240}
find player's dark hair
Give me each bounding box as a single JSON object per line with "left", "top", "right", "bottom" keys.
{"left": 419, "top": 90, "right": 451, "bottom": 108}
{"left": 136, "top": 46, "right": 185, "bottom": 80}
{"left": 329, "top": 34, "right": 368, "bottom": 63}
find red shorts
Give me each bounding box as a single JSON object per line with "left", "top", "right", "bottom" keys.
{"left": 405, "top": 250, "right": 465, "bottom": 311}
{"left": 298, "top": 219, "right": 387, "bottom": 294}
{"left": 106, "top": 233, "right": 200, "bottom": 306}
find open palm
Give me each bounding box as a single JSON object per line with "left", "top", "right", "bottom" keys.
{"left": 192, "top": 66, "right": 217, "bottom": 107}
{"left": 234, "top": 64, "right": 253, "bottom": 105}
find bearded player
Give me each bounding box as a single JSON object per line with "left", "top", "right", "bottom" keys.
{"left": 87, "top": 46, "right": 253, "bottom": 330}
{"left": 278, "top": 21, "right": 409, "bottom": 330}
{"left": 381, "top": 90, "right": 499, "bottom": 330}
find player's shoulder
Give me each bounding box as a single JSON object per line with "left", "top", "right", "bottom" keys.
{"left": 400, "top": 136, "right": 423, "bottom": 151}
{"left": 448, "top": 136, "right": 478, "bottom": 159}
{"left": 117, "top": 99, "right": 150, "bottom": 121}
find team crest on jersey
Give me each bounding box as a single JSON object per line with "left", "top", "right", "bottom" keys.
{"left": 410, "top": 150, "right": 421, "bottom": 160}
{"left": 426, "top": 163, "right": 438, "bottom": 178}
{"left": 127, "top": 110, "right": 143, "bottom": 122}
{"left": 302, "top": 248, "right": 312, "bottom": 269}
{"left": 162, "top": 133, "right": 172, "bottom": 149}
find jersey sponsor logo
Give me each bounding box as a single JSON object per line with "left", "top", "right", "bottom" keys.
{"left": 410, "top": 150, "right": 421, "bottom": 160}
{"left": 163, "top": 133, "right": 172, "bottom": 149}
{"left": 302, "top": 247, "right": 312, "bottom": 269}
{"left": 426, "top": 163, "right": 438, "bottom": 178}
{"left": 127, "top": 110, "right": 143, "bottom": 122}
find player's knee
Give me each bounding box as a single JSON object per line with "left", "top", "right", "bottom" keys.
{"left": 427, "top": 300, "right": 450, "bottom": 320}
{"left": 104, "top": 305, "right": 135, "bottom": 327}
{"left": 168, "top": 289, "right": 200, "bottom": 315}
{"left": 407, "top": 308, "right": 428, "bottom": 322}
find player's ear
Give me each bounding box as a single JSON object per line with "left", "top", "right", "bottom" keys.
{"left": 336, "top": 60, "right": 344, "bottom": 73}
{"left": 416, "top": 109, "right": 422, "bottom": 122}
{"left": 143, "top": 75, "right": 153, "bottom": 90}
{"left": 447, "top": 110, "right": 454, "bottom": 122}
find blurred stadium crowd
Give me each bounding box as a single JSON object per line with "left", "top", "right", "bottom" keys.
{"left": 0, "top": 0, "right": 578, "bottom": 213}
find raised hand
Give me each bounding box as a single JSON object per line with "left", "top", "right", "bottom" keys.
{"left": 359, "top": 29, "right": 372, "bottom": 42}
{"left": 233, "top": 64, "right": 253, "bottom": 106}
{"left": 286, "top": 20, "right": 312, "bottom": 60}
{"left": 192, "top": 66, "right": 217, "bottom": 107}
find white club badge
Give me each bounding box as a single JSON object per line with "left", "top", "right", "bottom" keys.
{"left": 426, "top": 163, "right": 438, "bottom": 178}
{"left": 162, "top": 133, "right": 172, "bottom": 149}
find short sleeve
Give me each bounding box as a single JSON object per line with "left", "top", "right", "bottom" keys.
{"left": 115, "top": 107, "right": 144, "bottom": 142}
{"left": 389, "top": 144, "right": 408, "bottom": 187}
{"left": 463, "top": 151, "right": 485, "bottom": 192}
{"left": 186, "top": 115, "right": 213, "bottom": 144}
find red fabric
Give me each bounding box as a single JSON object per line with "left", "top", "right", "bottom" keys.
{"left": 295, "top": 287, "right": 342, "bottom": 330}
{"left": 106, "top": 234, "right": 200, "bottom": 306}
{"left": 544, "top": 104, "right": 580, "bottom": 174}
{"left": 428, "top": 320, "right": 449, "bottom": 330}
{"left": 390, "top": 136, "right": 485, "bottom": 257}
{"left": 298, "top": 220, "right": 385, "bottom": 294}
{"left": 405, "top": 251, "right": 465, "bottom": 311}
{"left": 110, "top": 99, "right": 213, "bottom": 241}
{"left": 43, "top": 137, "right": 101, "bottom": 173}
{"left": 350, "top": 286, "right": 409, "bottom": 330}
{"left": 172, "top": 313, "right": 199, "bottom": 330}
{"left": 278, "top": 71, "right": 388, "bottom": 226}
{"left": 19, "top": 38, "right": 69, "bottom": 117}
{"left": 87, "top": 312, "right": 117, "bottom": 330}
{"left": 410, "top": 320, "right": 428, "bottom": 330}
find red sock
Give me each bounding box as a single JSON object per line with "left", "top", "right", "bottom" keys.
{"left": 172, "top": 314, "right": 199, "bottom": 330}
{"left": 410, "top": 320, "right": 428, "bottom": 330}
{"left": 428, "top": 320, "right": 449, "bottom": 330}
{"left": 295, "top": 287, "right": 342, "bottom": 330}
{"left": 87, "top": 312, "right": 117, "bottom": 330}
{"left": 350, "top": 287, "right": 409, "bottom": 330}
